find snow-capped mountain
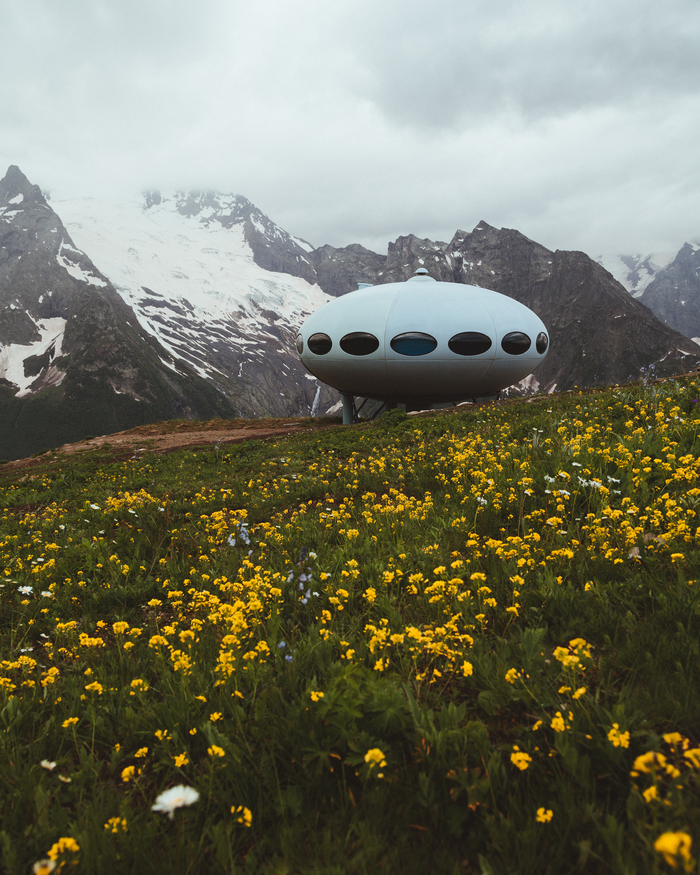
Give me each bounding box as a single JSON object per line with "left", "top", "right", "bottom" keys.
{"left": 54, "top": 190, "right": 335, "bottom": 416}
{"left": 637, "top": 242, "right": 700, "bottom": 342}
{"left": 595, "top": 252, "right": 677, "bottom": 297}
{"left": 597, "top": 242, "right": 700, "bottom": 342}
{"left": 306, "top": 226, "right": 700, "bottom": 394}
{"left": 3, "top": 162, "right": 700, "bottom": 461}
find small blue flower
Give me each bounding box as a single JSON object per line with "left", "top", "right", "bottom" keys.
{"left": 278, "top": 641, "right": 286, "bottom": 649}
{"left": 285, "top": 655, "right": 293, "bottom": 662}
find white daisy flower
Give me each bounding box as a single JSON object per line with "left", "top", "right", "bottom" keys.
{"left": 151, "top": 785, "right": 200, "bottom": 819}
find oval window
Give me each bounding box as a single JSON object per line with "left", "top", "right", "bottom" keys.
{"left": 390, "top": 332, "right": 437, "bottom": 356}
{"left": 307, "top": 333, "right": 332, "bottom": 355}
{"left": 340, "top": 332, "right": 379, "bottom": 356}
{"left": 448, "top": 332, "right": 493, "bottom": 356}
{"left": 295, "top": 334, "right": 304, "bottom": 355}
{"left": 501, "top": 332, "right": 531, "bottom": 355}
{"left": 536, "top": 332, "right": 548, "bottom": 354}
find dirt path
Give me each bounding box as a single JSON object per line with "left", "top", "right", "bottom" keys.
{"left": 0, "top": 418, "right": 338, "bottom": 473}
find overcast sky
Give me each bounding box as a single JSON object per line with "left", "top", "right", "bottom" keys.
{"left": 2, "top": 0, "right": 699, "bottom": 258}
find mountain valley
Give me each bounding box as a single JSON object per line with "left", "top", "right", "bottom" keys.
{"left": 1, "top": 163, "right": 699, "bottom": 460}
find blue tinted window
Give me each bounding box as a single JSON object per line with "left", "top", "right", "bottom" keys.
{"left": 390, "top": 332, "right": 437, "bottom": 356}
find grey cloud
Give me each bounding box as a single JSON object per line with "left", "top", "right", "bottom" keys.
{"left": 338, "top": 0, "right": 700, "bottom": 128}
{"left": 0, "top": 0, "right": 698, "bottom": 260}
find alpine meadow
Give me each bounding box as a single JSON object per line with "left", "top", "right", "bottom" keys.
{"left": 2, "top": 375, "right": 700, "bottom": 874}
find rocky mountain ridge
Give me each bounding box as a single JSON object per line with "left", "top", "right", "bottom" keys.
{"left": 595, "top": 243, "right": 700, "bottom": 343}
{"left": 2, "top": 163, "right": 699, "bottom": 460}
{"left": 55, "top": 186, "right": 336, "bottom": 423}
{"left": 0, "top": 166, "right": 239, "bottom": 459}
{"left": 637, "top": 243, "right": 700, "bottom": 342}
{"left": 305, "top": 223, "right": 700, "bottom": 393}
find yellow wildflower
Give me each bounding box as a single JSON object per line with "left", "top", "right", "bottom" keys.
{"left": 104, "top": 817, "right": 128, "bottom": 833}
{"left": 654, "top": 832, "right": 693, "bottom": 869}
{"left": 47, "top": 837, "right": 80, "bottom": 861}
{"left": 231, "top": 805, "right": 253, "bottom": 827}
{"left": 510, "top": 747, "right": 532, "bottom": 771}
{"left": 551, "top": 712, "right": 567, "bottom": 733}
{"left": 643, "top": 786, "right": 659, "bottom": 802}
{"left": 364, "top": 748, "right": 387, "bottom": 776}
{"left": 608, "top": 723, "right": 630, "bottom": 748}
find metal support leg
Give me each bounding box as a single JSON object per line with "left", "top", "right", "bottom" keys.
{"left": 342, "top": 393, "right": 354, "bottom": 425}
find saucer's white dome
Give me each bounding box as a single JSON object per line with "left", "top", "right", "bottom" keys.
{"left": 297, "top": 269, "right": 548, "bottom": 404}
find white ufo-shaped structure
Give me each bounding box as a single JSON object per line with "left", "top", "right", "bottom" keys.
{"left": 296, "top": 269, "right": 548, "bottom": 419}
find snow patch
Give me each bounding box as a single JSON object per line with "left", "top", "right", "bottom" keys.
{"left": 292, "top": 235, "right": 314, "bottom": 253}
{"left": 596, "top": 252, "right": 675, "bottom": 295}
{"left": 515, "top": 374, "right": 540, "bottom": 393}
{"left": 8, "top": 194, "right": 23, "bottom": 205}
{"left": 54, "top": 193, "right": 332, "bottom": 382}
{"left": 0, "top": 317, "right": 67, "bottom": 398}
{"left": 57, "top": 241, "right": 107, "bottom": 287}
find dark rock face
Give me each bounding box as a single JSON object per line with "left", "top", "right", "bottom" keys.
{"left": 0, "top": 167, "right": 237, "bottom": 459}
{"left": 3, "top": 164, "right": 698, "bottom": 458}
{"left": 638, "top": 243, "right": 700, "bottom": 340}
{"left": 308, "top": 243, "right": 387, "bottom": 298}
{"left": 305, "top": 221, "right": 700, "bottom": 393}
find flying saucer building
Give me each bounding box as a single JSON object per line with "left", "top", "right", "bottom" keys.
{"left": 296, "top": 269, "right": 549, "bottom": 422}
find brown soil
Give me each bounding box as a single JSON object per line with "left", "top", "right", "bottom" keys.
{"left": 0, "top": 417, "right": 340, "bottom": 474}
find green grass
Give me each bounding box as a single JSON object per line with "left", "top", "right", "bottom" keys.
{"left": 1, "top": 378, "right": 700, "bottom": 873}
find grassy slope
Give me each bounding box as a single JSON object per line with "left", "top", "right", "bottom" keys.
{"left": 1, "top": 379, "right": 700, "bottom": 874}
